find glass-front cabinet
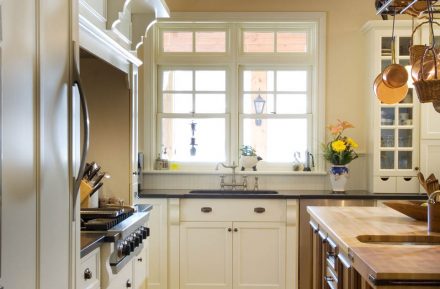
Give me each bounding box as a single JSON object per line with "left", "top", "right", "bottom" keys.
{"left": 364, "top": 21, "right": 420, "bottom": 194}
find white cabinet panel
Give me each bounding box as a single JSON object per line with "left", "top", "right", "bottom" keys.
{"left": 180, "top": 222, "right": 233, "bottom": 289}
{"left": 421, "top": 103, "right": 440, "bottom": 139}
{"left": 106, "top": 261, "right": 133, "bottom": 289}
{"left": 420, "top": 140, "right": 440, "bottom": 181}
{"left": 80, "top": 248, "right": 101, "bottom": 289}
{"left": 134, "top": 245, "right": 148, "bottom": 289}
{"left": 233, "top": 222, "right": 286, "bottom": 289}
{"left": 396, "top": 176, "right": 420, "bottom": 194}
{"left": 136, "top": 199, "right": 168, "bottom": 289}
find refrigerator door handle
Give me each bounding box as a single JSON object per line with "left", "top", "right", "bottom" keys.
{"left": 72, "top": 41, "right": 90, "bottom": 208}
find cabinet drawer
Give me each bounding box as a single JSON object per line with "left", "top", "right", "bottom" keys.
{"left": 373, "top": 176, "right": 396, "bottom": 193}
{"left": 80, "top": 247, "right": 100, "bottom": 289}
{"left": 180, "top": 199, "right": 286, "bottom": 222}
{"left": 396, "top": 176, "right": 420, "bottom": 193}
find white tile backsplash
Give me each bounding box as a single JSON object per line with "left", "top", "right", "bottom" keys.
{"left": 142, "top": 155, "right": 368, "bottom": 191}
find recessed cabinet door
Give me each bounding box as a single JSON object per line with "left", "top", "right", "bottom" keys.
{"left": 232, "top": 222, "right": 286, "bottom": 289}
{"left": 180, "top": 222, "right": 233, "bottom": 289}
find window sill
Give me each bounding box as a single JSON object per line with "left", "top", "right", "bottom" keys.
{"left": 143, "top": 170, "right": 327, "bottom": 176}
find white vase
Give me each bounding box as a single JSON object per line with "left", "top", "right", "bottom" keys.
{"left": 329, "top": 165, "right": 349, "bottom": 192}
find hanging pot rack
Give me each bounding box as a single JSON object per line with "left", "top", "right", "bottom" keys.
{"left": 376, "top": 0, "right": 440, "bottom": 19}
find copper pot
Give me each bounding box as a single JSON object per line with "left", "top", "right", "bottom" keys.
{"left": 374, "top": 73, "right": 408, "bottom": 104}
{"left": 382, "top": 63, "right": 408, "bottom": 88}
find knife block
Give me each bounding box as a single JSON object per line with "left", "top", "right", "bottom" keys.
{"left": 428, "top": 202, "right": 440, "bottom": 233}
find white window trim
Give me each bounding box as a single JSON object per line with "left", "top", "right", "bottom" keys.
{"left": 143, "top": 12, "right": 326, "bottom": 174}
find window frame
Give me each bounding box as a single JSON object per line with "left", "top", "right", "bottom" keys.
{"left": 144, "top": 12, "right": 326, "bottom": 173}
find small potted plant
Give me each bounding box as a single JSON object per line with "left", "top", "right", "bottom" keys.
{"left": 240, "top": 145, "right": 262, "bottom": 171}
{"left": 322, "top": 120, "right": 358, "bottom": 192}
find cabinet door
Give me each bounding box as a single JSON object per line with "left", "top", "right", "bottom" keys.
{"left": 232, "top": 222, "right": 286, "bottom": 289}
{"left": 420, "top": 140, "right": 440, "bottom": 182}
{"left": 133, "top": 244, "right": 148, "bottom": 289}
{"left": 137, "top": 199, "right": 168, "bottom": 289}
{"left": 180, "top": 222, "right": 233, "bottom": 289}
{"left": 106, "top": 260, "right": 133, "bottom": 289}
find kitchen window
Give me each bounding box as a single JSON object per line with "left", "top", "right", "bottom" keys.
{"left": 149, "top": 13, "right": 325, "bottom": 172}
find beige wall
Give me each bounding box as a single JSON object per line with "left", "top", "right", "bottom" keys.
{"left": 80, "top": 55, "right": 131, "bottom": 205}
{"left": 164, "top": 0, "right": 379, "bottom": 153}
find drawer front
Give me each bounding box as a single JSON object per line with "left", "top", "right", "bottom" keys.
{"left": 373, "top": 176, "right": 396, "bottom": 193}
{"left": 180, "top": 199, "right": 286, "bottom": 222}
{"left": 396, "top": 176, "right": 420, "bottom": 193}
{"left": 80, "top": 247, "right": 100, "bottom": 289}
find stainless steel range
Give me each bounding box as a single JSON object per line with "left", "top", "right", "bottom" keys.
{"left": 81, "top": 205, "right": 151, "bottom": 286}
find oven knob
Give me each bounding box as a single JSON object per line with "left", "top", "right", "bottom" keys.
{"left": 141, "top": 227, "right": 150, "bottom": 239}
{"left": 137, "top": 232, "right": 143, "bottom": 244}
{"left": 123, "top": 241, "right": 131, "bottom": 256}
{"left": 128, "top": 237, "right": 135, "bottom": 252}
{"left": 117, "top": 243, "right": 125, "bottom": 258}
{"left": 133, "top": 234, "right": 140, "bottom": 247}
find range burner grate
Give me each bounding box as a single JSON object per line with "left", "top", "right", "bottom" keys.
{"left": 81, "top": 206, "right": 135, "bottom": 231}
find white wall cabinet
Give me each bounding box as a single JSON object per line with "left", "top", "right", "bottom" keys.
{"left": 137, "top": 198, "right": 297, "bottom": 289}
{"left": 364, "top": 21, "right": 421, "bottom": 194}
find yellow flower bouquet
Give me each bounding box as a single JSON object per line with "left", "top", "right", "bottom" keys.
{"left": 322, "top": 120, "right": 359, "bottom": 165}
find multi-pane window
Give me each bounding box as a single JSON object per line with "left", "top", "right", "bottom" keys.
{"left": 240, "top": 69, "right": 311, "bottom": 163}
{"left": 159, "top": 69, "right": 228, "bottom": 162}
{"left": 153, "top": 20, "right": 320, "bottom": 170}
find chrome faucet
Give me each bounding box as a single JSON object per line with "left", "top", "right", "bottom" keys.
{"left": 215, "top": 161, "right": 247, "bottom": 190}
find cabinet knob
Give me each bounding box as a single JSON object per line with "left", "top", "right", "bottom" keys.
{"left": 138, "top": 257, "right": 143, "bottom": 262}
{"left": 84, "top": 268, "right": 92, "bottom": 280}
{"left": 201, "top": 207, "right": 212, "bottom": 213}
{"left": 234, "top": 228, "right": 238, "bottom": 232}
{"left": 415, "top": 167, "right": 419, "bottom": 171}
{"left": 126, "top": 280, "right": 132, "bottom": 288}
{"left": 254, "top": 207, "right": 265, "bottom": 213}
{"left": 228, "top": 228, "right": 232, "bottom": 232}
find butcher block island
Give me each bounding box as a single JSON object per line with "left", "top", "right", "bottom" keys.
{"left": 307, "top": 206, "right": 440, "bottom": 289}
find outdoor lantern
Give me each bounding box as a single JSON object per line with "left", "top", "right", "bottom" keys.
{"left": 254, "top": 94, "right": 266, "bottom": 126}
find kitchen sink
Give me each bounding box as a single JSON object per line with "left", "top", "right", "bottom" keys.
{"left": 356, "top": 234, "right": 440, "bottom": 245}
{"left": 189, "top": 189, "right": 278, "bottom": 195}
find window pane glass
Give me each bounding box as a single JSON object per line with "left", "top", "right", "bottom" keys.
{"left": 243, "top": 32, "right": 274, "bottom": 53}
{"left": 163, "top": 32, "right": 193, "bottom": 52}
{"left": 195, "top": 94, "right": 225, "bottom": 113}
{"left": 162, "top": 70, "right": 193, "bottom": 91}
{"left": 243, "top": 118, "right": 307, "bottom": 162}
{"left": 277, "top": 32, "right": 307, "bottom": 52}
{"left": 195, "top": 71, "right": 226, "bottom": 91}
{"left": 243, "top": 70, "right": 274, "bottom": 92}
{"left": 277, "top": 71, "right": 307, "bottom": 91}
{"left": 243, "top": 93, "right": 273, "bottom": 114}
{"left": 162, "top": 118, "right": 226, "bottom": 162}
{"left": 276, "top": 94, "right": 307, "bottom": 114}
{"left": 381, "top": 151, "right": 394, "bottom": 169}
{"left": 195, "top": 32, "right": 226, "bottom": 52}
{"left": 163, "top": 93, "right": 193, "bottom": 113}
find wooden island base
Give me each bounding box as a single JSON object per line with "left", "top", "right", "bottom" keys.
{"left": 308, "top": 207, "right": 440, "bottom": 289}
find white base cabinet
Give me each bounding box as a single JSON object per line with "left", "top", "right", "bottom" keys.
{"left": 137, "top": 198, "right": 298, "bottom": 289}
{"left": 180, "top": 222, "right": 233, "bottom": 289}
{"left": 80, "top": 248, "right": 101, "bottom": 289}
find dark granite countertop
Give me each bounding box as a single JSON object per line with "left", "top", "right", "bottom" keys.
{"left": 138, "top": 189, "right": 427, "bottom": 200}
{"left": 80, "top": 232, "right": 106, "bottom": 258}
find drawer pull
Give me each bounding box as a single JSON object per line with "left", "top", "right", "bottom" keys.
{"left": 254, "top": 207, "right": 266, "bottom": 213}
{"left": 380, "top": 177, "right": 390, "bottom": 181}
{"left": 324, "top": 276, "right": 334, "bottom": 282}
{"left": 84, "top": 268, "right": 92, "bottom": 280}
{"left": 201, "top": 207, "right": 212, "bottom": 213}
{"left": 403, "top": 177, "right": 412, "bottom": 181}
{"left": 228, "top": 228, "right": 232, "bottom": 232}
{"left": 234, "top": 228, "right": 238, "bottom": 232}
{"left": 126, "top": 279, "right": 132, "bottom": 288}
{"left": 138, "top": 257, "right": 143, "bottom": 262}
